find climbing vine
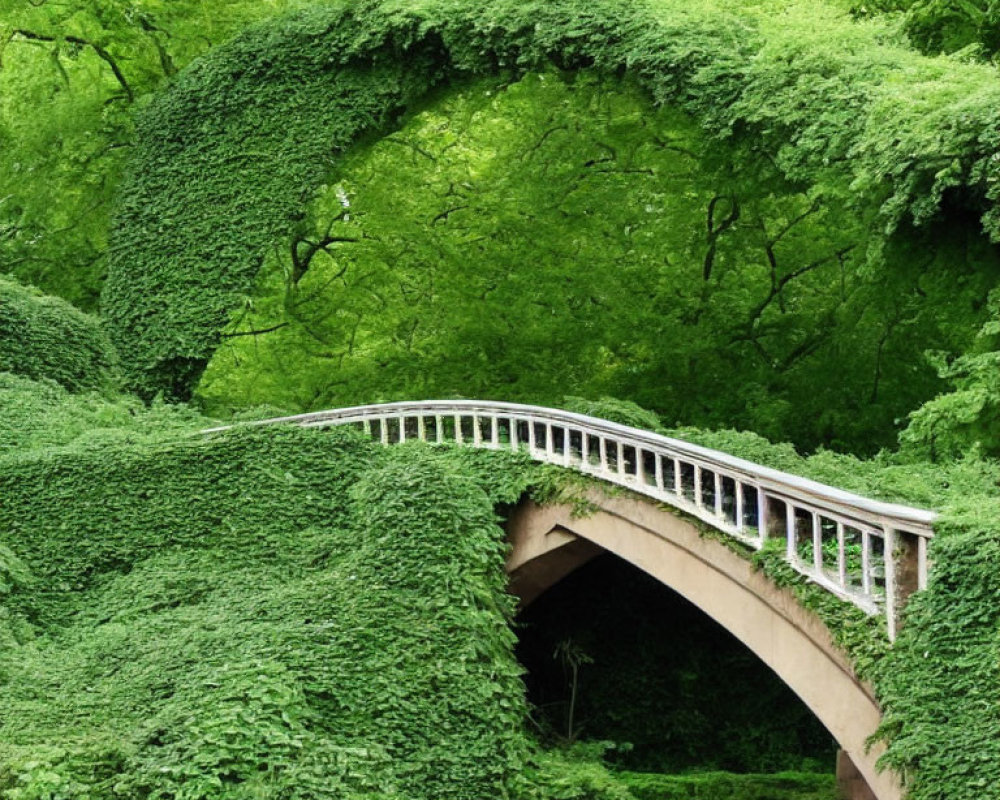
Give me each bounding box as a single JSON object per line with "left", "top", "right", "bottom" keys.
{"left": 104, "top": 0, "right": 1000, "bottom": 399}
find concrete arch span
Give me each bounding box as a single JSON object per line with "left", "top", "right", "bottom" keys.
{"left": 506, "top": 493, "right": 892, "bottom": 800}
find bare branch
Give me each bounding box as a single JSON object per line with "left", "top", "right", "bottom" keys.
{"left": 13, "top": 29, "right": 134, "bottom": 101}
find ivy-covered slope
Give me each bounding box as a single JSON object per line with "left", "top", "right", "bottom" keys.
{"left": 0, "top": 277, "right": 118, "bottom": 393}
{"left": 104, "top": 0, "right": 1000, "bottom": 399}
{"left": 0, "top": 420, "right": 550, "bottom": 799}
{"left": 1, "top": 388, "right": 999, "bottom": 799}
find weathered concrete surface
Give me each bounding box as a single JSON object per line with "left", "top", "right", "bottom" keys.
{"left": 505, "top": 493, "right": 898, "bottom": 800}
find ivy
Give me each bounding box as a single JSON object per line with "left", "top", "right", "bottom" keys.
{"left": 0, "top": 276, "right": 118, "bottom": 393}
{"left": 104, "top": 0, "right": 1000, "bottom": 400}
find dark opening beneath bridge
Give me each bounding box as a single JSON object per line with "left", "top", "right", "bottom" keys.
{"left": 515, "top": 553, "right": 837, "bottom": 775}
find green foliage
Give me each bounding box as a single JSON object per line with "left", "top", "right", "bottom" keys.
{"left": 0, "top": 276, "right": 118, "bottom": 392}
{"left": 0, "top": 0, "right": 319, "bottom": 309}
{"left": 562, "top": 399, "right": 667, "bottom": 434}
{"left": 869, "top": 515, "right": 1000, "bottom": 800}
{"left": 0, "top": 373, "right": 210, "bottom": 454}
{"left": 860, "top": 0, "right": 1000, "bottom": 58}
{"left": 617, "top": 770, "right": 835, "bottom": 800}
{"left": 104, "top": 0, "right": 1000, "bottom": 410}
{"left": 0, "top": 420, "right": 560, "bottom": 799}
{"left": 194, "top": 69, "right": 986, "bottom": 455}
{"left": 900, "top": 289, "right": 1000, "bottom": 459}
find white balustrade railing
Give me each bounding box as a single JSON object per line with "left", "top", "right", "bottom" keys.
{"left": 205, "top": 400, "right": 935, "bottom": 638}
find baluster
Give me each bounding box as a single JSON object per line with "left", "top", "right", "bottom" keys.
{"left": 473, "top": 415, "right": 482, "bottom": 447}
{"left": 510, "top": 418, "right": 519, "bottom": 451}
{"left": 654, "top": 454, "right": 664, "bottom": 492}
{"left": 363, "top": 419, "right": 371, "bottom": 437}
{"left": 861, "top": 530, "right": 872, "bottom": 595}
{"left": 491, "top": 416, "right": 499, "bottom": 448}
{"left": 435, "top": 415, "right": 444, "bottom": 444}
{"left": 694, "top": 466, "right": 703, "bottom": 507}
{"left": 674, "top": 459, "right": 683, "bottom": 496}
{"left": 757, "top": 487, "right": 768, "bottom": 540}
{"left": 617, "top": 441, "right": 625, "bottom": 477}
{"left": 452, "top": 415, "right": 461, "bottom": 444}
{"left": 528, "top": 420, "right": 537, "bottom": 452}
{"left": 545, "top": 424, "right": 555, "bottom": 459}
{"left": 599, "top": 438, "right": 608, "bottom": 474}
{"left": 786, "top": 503, "right": 797, "bottom": 562}
{"left": 563, "top": 428, "right": 572, "bottom": 467}
{"left": 581, "top": 433, "right": 590, "bottom": 467}
{"left": 735, "top": 482, "right": 744, "bottom": 532}
{"left": 636, "top": 448, "right": 646, "bottom": 484}
{"left": 812, "top": 512, "right": 822, "bottom": 573}
{"left": 417, "top": 415, "right": 426, "bottom": 442}
{"left": 380, "top": 418, "right": 389, "bottom": 446}
{"left": 837, "top": 522, "right": 847, "bottom": 588}
{"left": 398, "top": 415, "right": 406, "bottom": 443}
{"left": 714, "top": 472, "right": 722, "bottom": 517}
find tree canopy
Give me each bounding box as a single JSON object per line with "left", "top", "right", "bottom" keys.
{"left": 99, "top": 0, "right": 1000, "bottom": 414}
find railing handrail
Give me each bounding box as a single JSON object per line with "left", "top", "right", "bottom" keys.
{"left": 203, "top": 399, "right": 936, "bottom": 534}
{"left": 204, "top": 399, "right": 935, "bottom": 637}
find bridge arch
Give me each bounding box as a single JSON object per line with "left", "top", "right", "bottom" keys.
{"left": 506, "top": 492, "right": 894, "bottom": 800}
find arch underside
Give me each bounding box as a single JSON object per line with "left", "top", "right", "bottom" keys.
{"left": 505, "top": 492, "right": 896, "bottom": 800}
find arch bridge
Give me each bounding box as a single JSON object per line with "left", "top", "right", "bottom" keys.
{"left": 214, "top": 400, "right": 937, "bottom": 800}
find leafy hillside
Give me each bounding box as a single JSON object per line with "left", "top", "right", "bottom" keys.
{"left": 0, "top": 413, "right": 547, "bottom": 799}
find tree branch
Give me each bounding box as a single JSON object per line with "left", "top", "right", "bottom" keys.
{"left": 13, "top": 29, "right": 134, "bottom": 101}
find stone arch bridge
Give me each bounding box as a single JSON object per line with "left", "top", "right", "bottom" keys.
{"left": 211, "top": 400, "right": 936, "bottom": 800}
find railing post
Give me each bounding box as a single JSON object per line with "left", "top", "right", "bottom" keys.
{"left": 473, "top": 415, "right": 482, "bottom": 447}
{"left": 581, "top": 433, "right": 590, "bottom": 467}
{"left": 435, "top": 415, "right": 444, "bottom": 444}
{"left": 545, "top": 424, "right": 555, "bottom": 459}
{"left": 674, "top": 459, "right": 682, "bottom": 496}
{"left": 454, "top": 414, "right": 463, "bottom": 444}
{"left": 886, "top": 528, "right": 923, "bottom": 641}
{"left": 398, "top": 415, "right": 406, "bottom": 443}
{"left": 528, "top": 420, "right": 537, "bottom": 453}
{"left": 380, "top": 418, "right": 389, "bottom": 445}
{"left": 714, "top": 472, "right": 722, "bottom": 517}
{"left": 510, "top": 418, "right": 519, "bottom": 451}
{"left": 599, "top": 438, "right": 608, "bottom": 474}
{"left": 417, "top": 415, "right": 426, "bottom": 442}
{"left": 564, "top": 428, "right": 572, "bottom": 467}
{"left": 616, "top": 441, "right": 625, "bottom": 478}
{"left": 694, "top": 466, "right": 703, "bottom": 507}
{"left": 654, "top": 455, "right": 664, "bottom": 492}
{"left": 491, "top": 416, "right": 499, "bottom": 448}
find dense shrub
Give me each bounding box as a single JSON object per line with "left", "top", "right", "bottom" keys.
{"left": 0, "top": 276, "right": 117, "bottom": 392}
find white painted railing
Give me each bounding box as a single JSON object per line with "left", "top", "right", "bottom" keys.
{"left": 206, "top": 400, "right": 935, "bottom": 638}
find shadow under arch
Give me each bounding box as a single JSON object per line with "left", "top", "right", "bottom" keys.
{"left": 506, "top": 492, "right": 892, "bottom": 800}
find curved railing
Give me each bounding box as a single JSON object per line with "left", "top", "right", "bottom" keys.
{"left": 206, "top": 400, "right": 935, "bottom": 638}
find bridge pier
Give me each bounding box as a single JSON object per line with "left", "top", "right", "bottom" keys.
{"left": 838, "top": 750, "right": 877, "bottom": 800}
